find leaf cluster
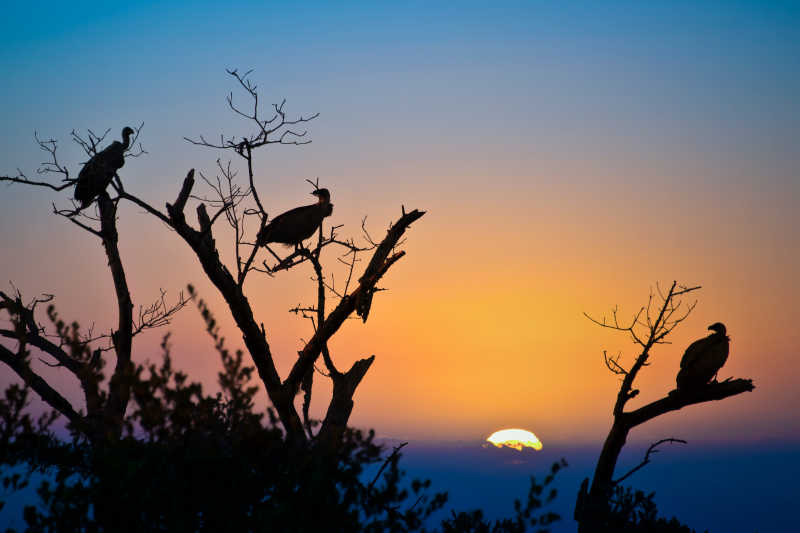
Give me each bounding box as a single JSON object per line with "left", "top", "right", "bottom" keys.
{"left": 600, "top": 485, "right": 705, "bottom": 533}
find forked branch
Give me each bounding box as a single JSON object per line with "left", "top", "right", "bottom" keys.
{"left": 184, "top": 69, "right": 318, "bottom": 152}
{"left": 612, "top": 438, "right": 687, "bottom": 485}
{"left": 283, "top": 208, "right": 425, "bottom": 398}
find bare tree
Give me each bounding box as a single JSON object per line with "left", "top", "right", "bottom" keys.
{"left": 0, "top": 69, "right": 425, "bottom": 456}
{"left": 1, "top": 126, "right": 184, "bottom": 444}
{"left": 574, "top": 281, "right": 754, "bottom": 532}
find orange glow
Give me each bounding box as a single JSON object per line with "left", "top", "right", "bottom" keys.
{"left": 487, "top": 429, "right": 543, "bottom": 451}
{"left": 2, "top": 74, "right": 797, "bottom": 448}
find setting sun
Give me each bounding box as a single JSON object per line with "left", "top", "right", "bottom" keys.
{"left": 487, "top": 429, "right": 543, "bottom": 451}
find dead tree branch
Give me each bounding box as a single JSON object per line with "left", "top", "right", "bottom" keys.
{"left": 612, "top": 438, "right": 687, "bottom": 485}
{"left": 183, "top": 69, "right": 318, "bottom": 152}
{"left": 367, "top": 441, "right": 408, "bottom": 495}
{"left": 284, "top": 208, "right": 425, "bottom": 398}
{"left": 132, "top": 289, "right": 190, "bottom": 336}
{"left": 0, "top": 344, "right": 86, "bottom": 431}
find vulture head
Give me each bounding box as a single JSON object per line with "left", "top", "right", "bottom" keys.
{"left": 708, "top": 322, "right": 727, "bottom": 336}
{"left": 121, "top": 127, "right": 135, "bottom": 148}
{"left": 312, "top": 188, "right": 331, "bottom": 204}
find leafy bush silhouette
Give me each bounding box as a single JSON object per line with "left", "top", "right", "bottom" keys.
{"left": 1, "top": 316, "right": 564, "bottom": 532}
{"left": 601, "top": 485, "right": 705, "bottom": 533}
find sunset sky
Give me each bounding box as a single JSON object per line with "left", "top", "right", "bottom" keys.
{"left": 1, "top": 1, "right": 798, "bottom": 530}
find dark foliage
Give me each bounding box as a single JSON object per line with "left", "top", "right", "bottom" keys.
{"left": 440, "top": 459, "right": 566, "bottom": 533}
{"left": 1, "top": 317, "right": 564, "bottom": 532}
{"left": 597, "top": 485, "right": 705, "bottom": 533}
{"left": 0, "top": 334, "right": 435, "bottom": 532}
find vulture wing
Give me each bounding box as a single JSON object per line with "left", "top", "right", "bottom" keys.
{"left": 258, "top": 204, "right": 315, "bottom": 245}
{"left": 677, "top": 332, "right": 730, "bottom": 390}
{"left": 74, "top": 140, "right": 126, "bottom": 207}
{"left": 258, "top": 203, "right": 333, "bottom": 246}
{"left": 680, "top": 335, "right": 713, "bottom": 369}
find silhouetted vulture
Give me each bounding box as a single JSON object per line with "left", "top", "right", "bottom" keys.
{"left": 676, "top": 322, "right": 729, "bottom": 391}
{"left": 74, "top": 127, "right": 134, "bottom": 208}
{"left": 257, "top": 188, "right": 333, "bottom": 247}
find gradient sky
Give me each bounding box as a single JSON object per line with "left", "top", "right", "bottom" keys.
{"left": 2, "top": 0, "right": 799, "bottom": 514}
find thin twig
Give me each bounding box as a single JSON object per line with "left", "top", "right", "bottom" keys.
{"left": 613, "top": 438, "right": 687, "bottom": 485}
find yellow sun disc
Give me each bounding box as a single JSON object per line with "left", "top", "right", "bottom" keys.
{"left": 487, "top": 429, "right": 543, "bottom": 451}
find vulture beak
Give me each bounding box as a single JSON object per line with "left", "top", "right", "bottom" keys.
{"left": 311, "top": 190, "right": 321, "bottom": 203}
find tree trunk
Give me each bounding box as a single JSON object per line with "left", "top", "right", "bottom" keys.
{"left": 98, "top": 194, "right": 134, "bottom": 442}
{"left": 576, "top": 380, "right": 754, "bottom": 532}
{"left": 578, "top": 418, "right": 631, "bottom": 533}
{"left": 316, "top": 355, "right": 375, "bottom": 453}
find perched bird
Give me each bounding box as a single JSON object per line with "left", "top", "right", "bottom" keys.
{"left": 676, "top": 322, "right": 730, "bottom": 391}
{"left": 257, "top": 189, "right": 333, "bottom": 247}
{"left": 74, "top": 127, "right": 134, "bottom": 208}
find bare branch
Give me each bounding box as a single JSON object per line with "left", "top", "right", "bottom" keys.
{"left": 368, "top": 442, "right": 408, "bottom": 494}
{"left": 585, "top": 281, "right": 703, "bottom": 417}
{"left": 0, "top": 291, "right": 84, "bottom": 377}
{"left": 132, "top": 289, "right": 190, "bottom": 336}
{"left": 627, "top": 379, "right": 755, "bottom": 426}
{"left": 603, "top": 350, "right": 628, "bottom": 376}
{"left": 183, "top": 68, "right": 318, "bottom": 152}
{"left": 284, "top": 208, "right": 425, "bottom": 397}
{"left": 1, "top": 133, "right": 73, "bottom": 192}
{"left": 612, "top": 438, "right": 687, "bottom": 485}
{"left": 0, "top": 344, "right": 85, "bottom": 431}
{"left": 52, "top": 202, "right": 103, "bottom": 237}
{"left": 119, "top": 190, "right": 171, "bottom": 226}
